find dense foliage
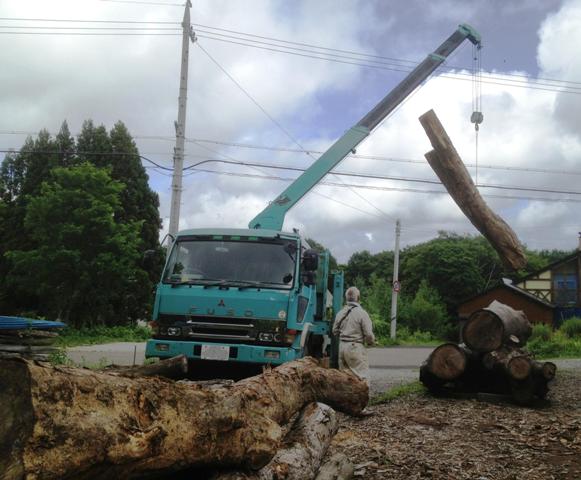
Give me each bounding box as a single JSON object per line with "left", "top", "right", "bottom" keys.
{"left": 0, "top": 121, "right": 163, "bottom": 327}
{"left": 340, "top": 232, "right": 573, "bottom": 340}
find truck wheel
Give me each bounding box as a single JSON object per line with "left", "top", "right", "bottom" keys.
{"left": 305, "top": 334, "right": 324, "bottom": 358}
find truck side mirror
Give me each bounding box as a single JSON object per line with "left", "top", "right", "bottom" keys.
{"left": 302, "top": 249, "right": 319, "bottom": 271}
{"left": 302, "top": 271, "right": 316, "bottom": 286}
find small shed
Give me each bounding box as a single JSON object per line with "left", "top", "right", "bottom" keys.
{"left": 457, "top": 278, "right": 554, "bottom": 326}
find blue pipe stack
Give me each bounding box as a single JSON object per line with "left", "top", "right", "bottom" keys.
{"left": 0, "top": 316, "right": 66, "bottom": 360}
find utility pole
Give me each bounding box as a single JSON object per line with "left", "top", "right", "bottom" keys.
{"left": 168, "top": 0, "right": 195, "bottom": 244}
{"left": 390, "top": 219, "right": 401, "bottom": 339}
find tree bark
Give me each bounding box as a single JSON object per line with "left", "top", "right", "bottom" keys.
{"left": 482, "top": 347, "right": 533, "bottom": 381}
{"left": 462, "top": 300, "right": 532, "bottom": 352}
{"left": 418, "top": 109, "right": 527, "bottom": 271}
{"left": 102, "top": 354, "right": 188, "bottom": 379}
{"left": 0, "top": 357, "right": 367, "bottom": 480}
{"left": 213, "top": 402, "right": 339, "bottom": 480}
{"left": 315, "top": 453, "right": 354, "bottom": 480}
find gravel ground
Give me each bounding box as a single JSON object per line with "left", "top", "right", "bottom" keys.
{"left": 333, "top": 364, "right": 581, "bottom": 480}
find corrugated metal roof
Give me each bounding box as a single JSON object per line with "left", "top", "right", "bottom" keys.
{"left": 0, "top": 316, "right": 66, "bottom": 330}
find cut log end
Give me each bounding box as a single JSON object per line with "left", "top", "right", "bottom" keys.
{"left": 428, "top": 343, "right": 467, "bottom": 380}
{"left": 462, "top": 311, "right": 504, "bottom": 352}
{"left": 507, "top": 356, "right": 532, "bottom": 380}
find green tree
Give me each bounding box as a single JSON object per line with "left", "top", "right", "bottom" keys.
{"left": 400, "top": 232, "right": 504, "bottom": 313}
{"left": 398, "top": 280, "right": 449, "bottom": 337}
{"left": 305, "top": 237, "right": 338, "bottom": 271}
{"left": 5, "top": 164, "right": 144, "bottom": 326}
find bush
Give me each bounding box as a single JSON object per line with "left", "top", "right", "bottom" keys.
{"left": 527, "top": 330, "right": 581, "bottom": 358}
{"left": 560, "top": 317, "right": 581, "bottom": 339}
{"left": 530, "top": 323, "right": 552, "bottom": 342}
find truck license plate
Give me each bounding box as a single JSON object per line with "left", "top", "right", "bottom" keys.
{"left": 200, "top": 345, "right": 230, "bottom": 361}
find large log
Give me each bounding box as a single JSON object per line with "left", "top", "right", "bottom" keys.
{"left": 482, "top": 347, "right": 532, "bottom": 381}
{"left": 419, "top": 343, "right": 474, "bottom": 392}
{"left": 418, "top": 109, "right": 527, "bottom": 271}
{"left": 102, "top": 354, "right": 189, "bottom": 379}
{"left": 461, "top": 300, "right": 532, "bottom": 352}
{"left": 213, "top": 402, "right": 339, "bottom": 480}
{"left": 0, "top": 357, "right": 367, "bottom": 480}
{"left": 315, "top": 453, "right": 354, "bottom": 480}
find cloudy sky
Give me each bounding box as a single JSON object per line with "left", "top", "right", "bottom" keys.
{"left": 1, "top": 0, "right": 580, "bottom": 262}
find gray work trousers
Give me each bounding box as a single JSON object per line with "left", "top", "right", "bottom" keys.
{"left": 338, "top": 341, "right": 370, "bottom": 386}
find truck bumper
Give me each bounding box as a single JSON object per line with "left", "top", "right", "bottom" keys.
{"left": 145, "top": 339, "right": 299, "bottom": 366}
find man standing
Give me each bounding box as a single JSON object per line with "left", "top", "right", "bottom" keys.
{"left": 332, "top": 286, "right": 375, "bottom": 385}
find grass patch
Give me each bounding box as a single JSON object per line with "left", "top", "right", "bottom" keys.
{"left": 370, "top": 381, "right": 426, "bottom": 405}
{"left": 527, "top": 330, "right": 581, "bottom": 359}
{"left": 561, "top": 317, "right": 581, "bottom": 339}
{"left": 55, "top": 325, "right": 151, "bottom": 348}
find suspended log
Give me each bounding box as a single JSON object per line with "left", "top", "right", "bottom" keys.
{"left": 213, "top": 402, "right": 338, "bottom": 480}
{"left": 461, "top": 300, "right": 532, "bottom": 352}
{"left": 0, "top": 357, "right": 367, "bottom": 480}
{"left": 418, "top": 109, "right": 526, "bottom": 271}
{"left": 103, "top": 354, "right": 189, "bottom": 379}
{"left": 315, "top": 453, "right": 354, "bottom": 480}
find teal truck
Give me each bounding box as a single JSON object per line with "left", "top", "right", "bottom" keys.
{"left": 145, "top": 24, "right": 481, "bottom": 371}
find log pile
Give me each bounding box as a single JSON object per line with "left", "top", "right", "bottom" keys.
{"left": 420, "top": 301, "right": 556, "bottom": 405}
{"left": 0, "top": 316, "right": 66, "bottom": 361}
{"left": 0, "top": 356, "right": 363, "bottom": 480}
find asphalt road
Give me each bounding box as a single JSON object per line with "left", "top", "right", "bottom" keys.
{"left": 66, "top": 343, "right": 581, "bottom": 395}
{"left": 66, "top": 343, "right": 433, "bottom": 393}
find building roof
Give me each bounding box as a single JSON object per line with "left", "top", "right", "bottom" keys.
{"left": 517, "top": 250, "right": 580, "bottom": 282}
{"left": 457, "top": 277, "right": 554, "bottom": 309}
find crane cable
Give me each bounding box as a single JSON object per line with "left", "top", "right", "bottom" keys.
{"left": 471, "top": 42, "right": 483, "bottom": 185}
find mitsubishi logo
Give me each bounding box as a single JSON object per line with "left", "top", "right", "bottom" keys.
{"left": 218, "top": 299, "right": 226, "bottom": 307}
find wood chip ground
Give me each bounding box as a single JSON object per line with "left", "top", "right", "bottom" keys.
{"left": 327, "top": 370, "right": 581, "bottom": 479}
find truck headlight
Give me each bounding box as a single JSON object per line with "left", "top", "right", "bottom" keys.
{"left": 285, "top": 329, "right": 297, "bottom": 345}
{"left": 167, "top": 327, "right": 181, "bottom": 336}
{"left": 258, "top": 332, "right": 273, "bottom": 342}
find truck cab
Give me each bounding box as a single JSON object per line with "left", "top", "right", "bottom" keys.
{"left": 145, "top": 23, "right": 481, "bottom": 372}
{"left": 145, "top": 228, "right": 344, "bottom": 368}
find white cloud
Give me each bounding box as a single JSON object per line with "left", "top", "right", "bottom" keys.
{"left": 2, "top": 0, "right": 581, "bottom": 263}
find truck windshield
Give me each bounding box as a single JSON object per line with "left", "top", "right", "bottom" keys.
{"left": 163, "top": 238, "right": 297, "bottom": 289}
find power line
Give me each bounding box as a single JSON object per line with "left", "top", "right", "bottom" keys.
{"left": 2, "top": 19, "right": 580, "bottom": 94}
{"left": 0, "top": 32, "right": 180, "bottom": 36}
{"left": 3, "top": 16, "right": 579, "bottom": 89}
{"left": 3, "top": 131, "right": 581, "bottom": 178}
{"left": 98, "top": 0, "right": 184, "bottom": 6}
{"left": 4, "top": 148, "right": 580, "bottom": 197}
{"left": 0, "top": 25, "right": 181, "bottom": 30}
{"left": 188, "top": 167, "right": 581, "bottom": 204}
{"left": 191, "top": 23, "right": 581, "bottom": 89}
{"left": 36, "top": 132, "right": 561, "bottom": 183}
{"left": 194, "top": 33, "right": 581, "bottom": 96}
{"left": 0, "top": 17, "right": 179, "bottom": 24}
{"left": 196, "top": 41, "right": 396, "bottom": 223}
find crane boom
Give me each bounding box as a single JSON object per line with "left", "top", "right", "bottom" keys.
{"left": 249, "top": 24, "right": 480, "bottom": 230}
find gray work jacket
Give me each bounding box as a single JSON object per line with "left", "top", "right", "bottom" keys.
{"left": 332, "top": 302, "right": 375, "bottom": 345}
